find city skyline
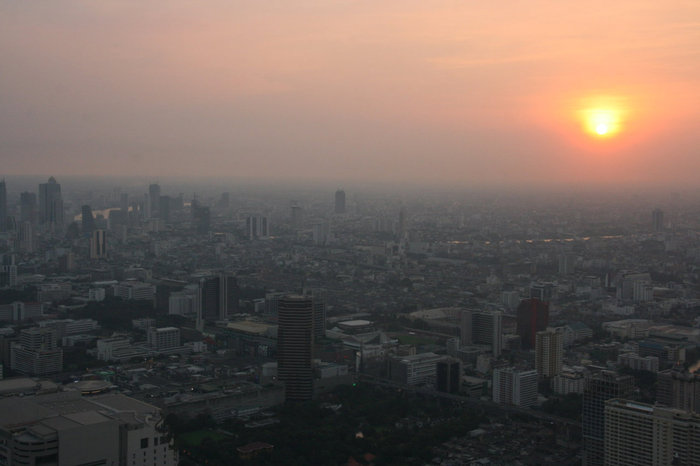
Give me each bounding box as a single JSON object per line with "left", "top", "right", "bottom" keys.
{"left": 1, "top": 1, "right": 699, "bottom": 189}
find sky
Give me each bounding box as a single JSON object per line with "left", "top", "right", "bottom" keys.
{"left": 1, "top": 1, "right": 699, "bottom": 189}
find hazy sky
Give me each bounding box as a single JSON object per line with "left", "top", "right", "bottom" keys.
{"left": 1, "top": 1, "right": 699, "bottom": 189}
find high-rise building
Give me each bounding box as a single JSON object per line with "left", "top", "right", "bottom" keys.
{"left": 90, "top": 229, "right": 107, "bottom": 259}
{"left": 147, "top": 327, "right": 180, "bottom": 351}
{"left": 10, "top": 327, "right": 63, "bottom": 376}
{"left": 192, "top": 201, "right": 210, "bottom": 234}
{"left": 558, "top": 254, "right": 574, "bottom": 275}
{"left": 312, "top": 295, "right": 326, "bottom": 342}
{"left": 652, "top": 208, "right": 664, "bottom": 232}
{"left": 0, "top": 179, "right": 6, "bottom": 232}
{"left": 148, "top": 183, "right": 161, "bottom": 217}
{"left": 290, "top": 204, "right": 303, "bottom": 229}
{"left": 436, "top": 358, "right": 461, "bottom": 394}
{"left": 604, "top": 399, "right": 700, "bottom": 466}
{"left": 582, "top": 371, "right": 634, "bottom": 466}
{"left": 20, "top": 191, "right": 37, "bottom": 226}
{"left": 461, "top": 309, "right": 503, "bottom": 357}
{"left": 159, "top": 195, "right": 171, "bottom": 223}
{"left": 536, "top": 328, "right": 563, "bottom": 378}
{"left": 120, "top": 192, "right": 129, "bottom": 213}
{"left": 277, "top": 295, "right": 314, "bottom": 401}
{"left": 516, "top": 298, "right": 549, "bottom": 350}
{"left": 81, "top": 205, "right": 96, "bottom": 234}
{"left": 657, "top": 368, "right": 700, "bottom": 413}
{"left": 334, "top": 189, "right": 346, "bottom": 214}
{"left": 246, "top": 215, "right": 269, "bottom": 239}
{"left": 198, "top": 273, "right": 239, "bottom": 323}
{"left": 18, "top": 221, "right": 34, "bottom": 253}
{"left": 492, "top": 367, "right": 537, "bottom": 407}
{"left": 38, "top": 176, "right": 63, "bottom": 230}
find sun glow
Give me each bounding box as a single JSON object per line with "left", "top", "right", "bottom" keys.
{"left": 583, "top": 107, "right": 621, "bottom": 138}
{"left": 576, "top": 94, "right": 630, "bottom": 139}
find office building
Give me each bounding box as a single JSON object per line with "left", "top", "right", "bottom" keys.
{"left": 246, "top": 215, "right": 269, "bottom": 239}
{"left": 0, "top": 391, "right": 178, "bottom": 466}
{"left": 192, "top": 201, "right": 210, "bottom": 234}
{"left": 0, "top": 255, "right": 17, "bottom": 288}
{"left": 604, "top": 399, "right": 700, "bottom": 466}
{"left": 148, "top": 183, "right": 161, "bottom": 217}
{"left": 657, "top": 368, "right": 700, "bottom": 413}
{"left": 277, "top": 295, "right": 314, "bottom": 401}
{"left": 113, "top": 281, "right": 155, "bottom": 301}
{"left": 334, "top": 189, "right": 346, "bottom": 214}
{"left": 461, "top": 309, "right": 503, "bottom": 357}
{"left": 38, "top": 176, "right": 64, "bottom": 230}
{"left": 198, "top": 273, "right": 239, "bottom": 322}
{"left": 582, "top": 371, "right": 634, "bottom": 466}
{"left": 312, "top": 295, "right": 326, "bottom": 341}
{"left": 492, "top": 367, "right": 537, "bottom": 407}
{"left": 389, "top": 352, "right": 445, "bottom": 386}
{"left": 81, "top": 204, "right": 95, "bottom": 233}
{"left": 535, "top": 328, "right": 563, "bottom": 378}
{"left": 290, "top": 204, "right": 303, "bottom": 229}
{"left": 20, "top": 191, "right": 37, "bottom": 225}
{"left": 0, "top": 180, "right": 6, "bottom": 232}
{"left": 148, "top": 327, "right": 180, "bottom": 351}
{"left": 90, "top": 229, "right": 107, "bottom": 259}
{"left": 17, "top": 221, "right": 34, "bottom": 252}
{"left": 558, "top": 254, "right": 574, "bottom": 275}
{"left": 10, "top": 327, "right": 63, "bottom": 376}
{"left": 651, "top": 208, "right": 664, "bottom": 232}
{"left": 436, "top": 358, "right": 461, "bottom": 394}
{"left": 516, "top": 298, "right": 549, "bottom": 350}
{"left": 159, "top": 195, "right": 171, "bottom": 223}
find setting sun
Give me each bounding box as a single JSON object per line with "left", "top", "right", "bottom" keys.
{"left": 582, "top": 107, "right": 621, "bottom": 138}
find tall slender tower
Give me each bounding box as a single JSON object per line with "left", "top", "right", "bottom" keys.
{"left": 38, "top": 176, "right": 64, "bottom": 230}
{"left": 334, "top": 189, "right": 346, "bottom": 214}
{"left": 277, "top": 295, "right": 314, "bottom": 402}
{"left": 148, "top": 183, "right": 161, "bottom": 218}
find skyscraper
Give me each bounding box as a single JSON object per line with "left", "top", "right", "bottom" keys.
{"left": 81, "top": 205, "right": 96, "bottom": 234}
{"left": 198, "top": 273, "right": 239, "bottom": 322}
{"left": 334, "top": 189, "right": 346, "bottom": 214}
{"left": 38, "top": 176, "right": 64, "bottom": 230}
{"left": 0, "top": 179, "right": 6, "bottom": 232}
{"left": 148, "top": 183, "right": 161, "bottom": 217}
{"left": 535, "top": 328, "right": 563, "bottom": 378}
{"left": 246, "top": 215, "right": 269, "bottom": 239}
{"left": 652, "top": 208, "right": 664, "bottom": 232}
{"left": 90, "top": 230, "right": 107, "bottom": 259}
{"left": 277, "top": 295, "right": 314, "bottom": 402}
{"left": 516, "top": 298, "right": 549, "bottom": 350}
{"left": 192, "top": 201, "right": 210, "bottom": 234}
{"left": 20, "top": 192, "right": 37, "bottom": 226}
{"left": 582, "top": 371, "right": 634, "bottom": 466}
